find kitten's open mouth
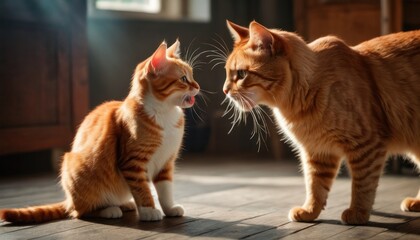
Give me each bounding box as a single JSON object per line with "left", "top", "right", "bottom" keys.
{"left": 184, "top": 95, "right": 195, "bottom": 106}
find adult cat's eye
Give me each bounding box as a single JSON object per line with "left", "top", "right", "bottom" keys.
{"left": 237, "top": 70, "right": 247, "bottom": 80}
{"left": 181, "top": 76, "right": 188, "bottom": 82}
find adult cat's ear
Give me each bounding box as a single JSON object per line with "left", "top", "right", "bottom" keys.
{"left": 167, "top": 39, "right": 181, "bottom": 58}
{"left": 248, "top": 21, "right": 273, "bottom": 52}
{"left": 226, "top": 20, "right": 249, "bottom": 43}
{"left": 149, "top": 41, "right": 168, "bottom": 73}
{"left": 248, "top": 21, "right": 286, "bottom": 55}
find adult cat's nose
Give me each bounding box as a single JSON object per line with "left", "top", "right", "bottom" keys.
{"left": 223, "top": 81, "right": 233, "bottom": 94}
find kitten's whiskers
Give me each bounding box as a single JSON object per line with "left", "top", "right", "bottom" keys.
{"left": 184, "top": 39, "right": 206, "bottom": 70}
{"left": 186, "top": 90, "right": 213, "bottom": 124}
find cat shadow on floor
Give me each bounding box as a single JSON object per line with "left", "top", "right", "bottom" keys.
{"left": 317, "top": 210, "right": 420, "bottom": 235}
{"left": 80, "top": 211, "right": 283, "bottom": 239}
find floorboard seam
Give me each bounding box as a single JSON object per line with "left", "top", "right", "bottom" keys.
{"left": 193, "top": 212, "right": 273, "bottom": 237}
{"left": 238, "top": 226, "right": 278, "bottom": 239}
{"left": 28, "top": 222, "right": 96, "bottom": 239}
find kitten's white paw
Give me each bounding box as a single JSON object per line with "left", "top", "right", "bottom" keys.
{"left": 98, "top": 206, "right": 123, "bottom": 218}
{"left": 163, "top": 204, "right": 185, "bottom": 217}
{"left": 139, "top": 207, "right": 163, "bottom": 221}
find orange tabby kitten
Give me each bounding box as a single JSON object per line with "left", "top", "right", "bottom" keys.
{"left": 223, "top": 20, "right": 420, "bottom": 225}
{"left": 0, "top": 40, "right": 200, "bottom": 223}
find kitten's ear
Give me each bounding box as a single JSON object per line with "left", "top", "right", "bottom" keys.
{"left": 149, "top": 42, "right": 168, "bottom": 73}
{"left": 167, "top": 39, "right": 181, "bottom": 58}
{"left": 226, "top": 20, "right": 249, "bottom": 43}
{"left": 248, "top": 21, "right": 286, "bottom": 55}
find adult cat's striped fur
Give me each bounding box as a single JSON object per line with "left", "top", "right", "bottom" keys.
{"left": 223, "top": 20, "right": 420, "bottom": 225}
{"left": 0, "top": 40, "right": 200, "bottom": 223}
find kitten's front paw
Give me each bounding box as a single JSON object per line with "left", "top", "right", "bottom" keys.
{"left": 401, "top": 197, "right": 420, "bottom": 212}
{"left": 288, "top": 207, "right": 318, "bottom": 222}
{"left": 341, "top": 208, "right": 370, "bottom": 225}
{"left": 163, "top": 204, "right": 185, "bottom": 217}
{"left": 139, "top": 207, "right": 163, "bottom": 221}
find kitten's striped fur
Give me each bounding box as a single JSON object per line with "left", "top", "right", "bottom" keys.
{"left": 0, "top": 40, "right": 200, "bottom": 223}
{"left": 223, "top": 20, "right": 420, "bottom": 225}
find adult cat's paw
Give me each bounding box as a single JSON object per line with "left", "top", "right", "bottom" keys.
{"left": 163, "top": 204, "right": 185, "bottom": 217}
{"left": 401, "top": 197, "right": 420, "bottom": 212}
{"left": 341, "top": 208, "right": 370, "bottom": 225}
{"left": 98, "top": 206, "right": 123, "bottom": 219}
{"left": 288, "top": 207, "right": 318, "bottom": 222}
{"left": 139, "top": 207, "right": 163, "bottom": 221}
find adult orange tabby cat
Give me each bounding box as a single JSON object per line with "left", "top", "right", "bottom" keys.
{"left": 223, "top": 20, "right": 420, "bottom": 225}
{"left": 0, "top": 40, "right": 200, "bottom": 223}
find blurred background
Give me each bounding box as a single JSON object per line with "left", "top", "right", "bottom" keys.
{"left": 0, "top": 0, "right": 419, "bottom": 176}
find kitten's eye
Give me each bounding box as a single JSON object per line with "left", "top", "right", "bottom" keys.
{"left": 181, "top": 76, "right": 188, "bottom": 83}
{"left": 237, "top": 70, "right": 247, "bottom": 80}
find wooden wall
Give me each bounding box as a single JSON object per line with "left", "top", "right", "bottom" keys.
{"left": 0, "top": 0, "right": 88, "bottom": 155}
{"left": 293, "top": 0, "right": 420, "bottom": 46}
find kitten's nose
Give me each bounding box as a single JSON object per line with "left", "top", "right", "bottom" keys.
{"left": 223, "top": 88, "right": 229, "bottom": 95}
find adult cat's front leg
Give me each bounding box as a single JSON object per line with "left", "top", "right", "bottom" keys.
{"left": 342, "top": 145, "right": 387, "bottom": 225}
{"left": 289, "top": 152, "right": 341, "bottom": 222}
{"left": 401, "top": 152, "right": 420, "bottom": 212}
{"left": 401, "top": 188, "right": 420, "bottom": 212}
{"left": 154, "top": 161, "right": 184, "bottom": 217}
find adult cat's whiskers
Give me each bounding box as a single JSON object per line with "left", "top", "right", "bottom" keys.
{"left": 213, "top": 34, "right": 230, "bottom": 56}
{"left": 204, "top": 36, "right": 229, "bottom": 70}
{"left": 241, "top": 94, "right": 269, "bottom": 151}
{"left": 222, "top": 91, "right": 270, "bottom": 151}
{"left": 203, "top": 49, "right": 227, "bottom": 70}
{"left": 221, "top": 97, "right": 235, "bottom": 118}
{"left": 222, "top": 96, "right": 244, "bottom": 133}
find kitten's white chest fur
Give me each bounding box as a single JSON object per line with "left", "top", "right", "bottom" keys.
{"left": 146, "top": 106, "right": 184, "bottom": 179}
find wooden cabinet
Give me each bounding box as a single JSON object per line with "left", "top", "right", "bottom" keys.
{"left": 294, "top": 0, "right": 402, "bottom": 45}
{"left": 0, "top": 0, "right": 88, "bottom": 155}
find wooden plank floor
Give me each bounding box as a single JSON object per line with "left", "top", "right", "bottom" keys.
{"left": 0, "top": 154, "right": 419, "bottom": 239}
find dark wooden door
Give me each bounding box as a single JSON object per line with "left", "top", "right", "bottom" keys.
{"left": 294, "top": 0, "right": 402, "bottom": 45}
{"left": 0, "top": 0, "right": 88, "bottom": 155}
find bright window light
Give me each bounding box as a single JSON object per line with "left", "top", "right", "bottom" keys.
{"left": 95, "top": 0, "right": 161, "bottom": 14}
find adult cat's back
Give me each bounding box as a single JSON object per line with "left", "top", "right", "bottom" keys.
{"left": 355, "top": 30, "right": 420, "bottom": 58}
{"left": 355, "top": 31, "right": 420, "bottom": 145}
{"left": 307, "top": 31, "right": 420, "bottom": 147}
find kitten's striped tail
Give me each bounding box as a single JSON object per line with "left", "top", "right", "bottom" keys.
{"left": 0, "top": 201, "right": 67, "bottom": 223}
